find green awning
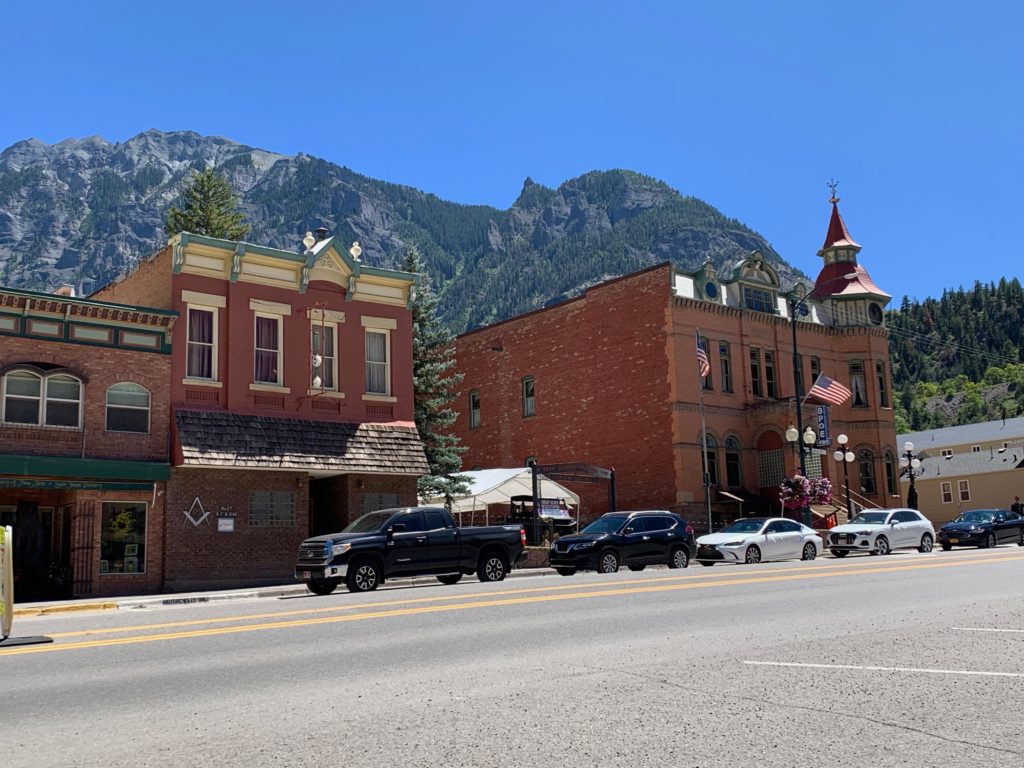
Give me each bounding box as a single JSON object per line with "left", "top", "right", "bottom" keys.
{"left": 0, "top": 454, "right": 170, "bottom": 482}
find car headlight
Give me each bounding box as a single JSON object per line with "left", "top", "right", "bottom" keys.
{"left": 571, "top": 542, "right": 594, "bottom": 550}
{"left": 855, "top": 531, "right": 871, "bottom": 536}
{"left": 331, "top": 542, "right": 352, "bottom": 556}
{"left": 722, "top": 540, "right": 746, "bottom": 547}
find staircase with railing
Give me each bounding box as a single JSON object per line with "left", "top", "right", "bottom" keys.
{"left": 811, "top": 484, "right": 883, "bottom": 529}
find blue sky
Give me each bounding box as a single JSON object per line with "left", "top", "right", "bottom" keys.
{"left": 2, "top": 1, "right": 1020, "bottom": 302}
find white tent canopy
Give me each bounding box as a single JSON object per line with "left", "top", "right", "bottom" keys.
{"left": 425, "top": 468, "right": 580, "bottom": 521}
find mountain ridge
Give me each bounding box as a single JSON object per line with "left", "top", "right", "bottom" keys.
{"left": 0, "top": 129, "right": 799, "bottom": 331}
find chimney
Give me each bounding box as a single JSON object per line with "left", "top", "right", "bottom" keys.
{"left": 53, "top": 283, "right": 76, "bottom": 297}
{"left": 314, "top": 227, "right": 330, "bottom": 242}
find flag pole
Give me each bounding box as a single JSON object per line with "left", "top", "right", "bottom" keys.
{"left": 696, "top": 329, "right": 713, "bottom": 534}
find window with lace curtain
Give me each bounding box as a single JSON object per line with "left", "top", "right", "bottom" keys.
{"left": 365, "top": 330, "right": 390, "bottom": 395}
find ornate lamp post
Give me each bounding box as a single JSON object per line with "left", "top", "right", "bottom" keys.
{"left": 785, "top": 424, "right": 817, "bottom": 525}
{"left": 899, "top": 441, "right": 922, "bottom": 509}
{"left": 832, "top": 433, "right": 855, "bottom": 520}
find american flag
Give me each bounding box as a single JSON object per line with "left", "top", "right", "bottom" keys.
{"left": 807, "top": 373, "right": 852, "bottom": 406}
{"left": 696, "top": 336, "right": 710, "bottom": 378}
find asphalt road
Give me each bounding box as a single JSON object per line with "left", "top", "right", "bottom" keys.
{"left": 3, "top": 547, "right": 1024, "bottom": 768}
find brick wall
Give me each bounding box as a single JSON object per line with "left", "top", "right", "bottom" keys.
{"left": 0, "top": 336, "right": 171, "bottom": 462}
{"left": 91, "top": 246, "right": 173, "bottom": 309}
{"left": 311, "top": 473, "right": 419, "bottom": 535}
{"left": 163, "top": 467, "right": 310, "bottom": 590}
{"left": 454, "top": 265, "right": 677, "bottom": 518}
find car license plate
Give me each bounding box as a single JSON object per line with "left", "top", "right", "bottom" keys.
{"left": 948, "top": 539, "right": 958, "bottom": 544}
{"left": 302, "top": 571, "right": 311, "bottom": 579}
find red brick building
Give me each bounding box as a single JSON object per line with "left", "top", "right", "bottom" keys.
{"left": 93, "top": 230, "right": 427, "bottom": 591}
{"left": 451, "top": 200, "right": 898, "bottom": 529}
{"left": 0, "top": 286, "right": 175, "bottom": 599}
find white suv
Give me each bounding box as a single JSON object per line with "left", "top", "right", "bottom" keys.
{"left": 827, "top": 508, "right": 935, "bottom": 557}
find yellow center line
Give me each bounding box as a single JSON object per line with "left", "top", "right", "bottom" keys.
{"left": 42, "top": 550, "right": 1006, "bottom": 639}
{"left": 2, "top": 552, "right": 1021, "bottom": 657}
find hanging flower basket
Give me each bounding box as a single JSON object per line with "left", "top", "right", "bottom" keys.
{"left": 779, "top": 474, "right": 811, "bottom": 510}
{"left": 809, "top": 476, "right": 832, "bottom": 505}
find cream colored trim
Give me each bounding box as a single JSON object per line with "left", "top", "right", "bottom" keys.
{"left": 249, "top": 298, "right": 293, "bottom": 316}
{"left": 181, "top": 290, "right": 226, "bottom": 308}
{"left": 240, "top": 262, "right": 296, "bottom": 284}
{"left": 308, "top": 389, "right": 346, "bottom": 399}
{"left": 361, "top": 394, "right": 398, "bottom": 403}
{"left": 182, "top": 378, "right": 222, "bottom": 388}
{"left": 249, "top": 383, "right": 291, "bottom": 394}
{"left": 307, "top": 308, "right": 346, "bottom": 323}
{"left": 360, "top": 315, "right": 398, "bottom": 330}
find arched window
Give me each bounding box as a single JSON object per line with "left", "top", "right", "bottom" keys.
{"left": 724, "top": 436, "right": 742, "bottom": 488}
{"left": 106, "top": 383, "right": 151, "bottom": 433}
{"left": 857, "top": 448, "right": 877, "bottom": 496}
{"left": 703, "top": 434, "right": 719, "bottom": 486}
{"left": 883, "top": 451, "right": 897, "bottom": 496}
{"left": 1, "top": 370, "right": 81, "bottom": 428}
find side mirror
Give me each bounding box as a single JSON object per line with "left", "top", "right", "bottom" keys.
{"left": 392, "top": 523, "right": 407, "bottom": 533}
{"left": 624, "top": 526, "right": 635, "bottom": 535}
{"left": 995, "top": 515, "right": 1006, "bottom": 523}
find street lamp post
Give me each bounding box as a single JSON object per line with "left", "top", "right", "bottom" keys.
{"left": 899, "top": 441, "right": 922, "bottom": 509}
{"left": 787, "top": 292, "right": 815, "bottom": 526}
{"left": 832, "top": 433, "right": 855, "bottom": 521}
{"left": 785, "top": 424, "right": 817, "bottom": 526}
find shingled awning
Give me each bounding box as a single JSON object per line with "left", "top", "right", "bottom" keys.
{"left": 175, "top": 410, "right": 429, "bottom": 476}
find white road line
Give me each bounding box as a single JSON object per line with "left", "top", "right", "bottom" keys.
{"left": 743, "top": 660, "right": 1024, "bottom": 678}
{"left": 952, "top": 627, "right": 1024, "bottom": 634}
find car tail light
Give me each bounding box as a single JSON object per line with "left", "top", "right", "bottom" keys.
{"left": 520, "top": 528, "right": 527, "bottom": 547}
{"left": 685, "top": 525, "right": 694, "bottom": 535}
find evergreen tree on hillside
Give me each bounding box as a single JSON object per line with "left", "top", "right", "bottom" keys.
{"left": 165, "top": 168, "right": 250, "bottom": 240}
{"left": 403, "top": 246, "right": 470, "bottom": 504}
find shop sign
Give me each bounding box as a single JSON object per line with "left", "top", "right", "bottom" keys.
{"left": 1, "top": 526, "right": 13, "bottom": 640}
{"left": 0, "top": 479, "right": 151, "bottom": 491}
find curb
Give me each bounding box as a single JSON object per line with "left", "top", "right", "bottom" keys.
{"left": 14, "top": 566, "right": 555, "bottom": 615}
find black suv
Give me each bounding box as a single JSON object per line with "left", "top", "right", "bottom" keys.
{"left": 548, "top": 511, "right": 696, "bottom": 576}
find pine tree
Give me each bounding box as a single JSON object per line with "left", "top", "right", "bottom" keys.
{"left": 165, "top": 168, "right": 250, "bottom": 240}
{"left": 403, "top": 246, "right": 471, "bottom": 505}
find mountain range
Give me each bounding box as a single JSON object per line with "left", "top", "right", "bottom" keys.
{"left": 0, "top": 129, "right": 799, "bottom": 331}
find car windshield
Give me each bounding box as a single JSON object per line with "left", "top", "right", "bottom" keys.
{"left": 953, "top": 511, "right": 995, "bottom": 524}
{"left": 582, "top": 516, "right": 627, "bottom": 534}
{"left": 342, "top": 510, "right": 396, "bottom": 533}
{"left": 849, "top": 512, "right": 889, "bottom": 525}
{"left": 719, "top": 519, "right": 766, "bottom": 534}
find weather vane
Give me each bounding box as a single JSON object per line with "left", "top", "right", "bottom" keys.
{"left": 827, "top": 178, "right": 839, "bottom": 203}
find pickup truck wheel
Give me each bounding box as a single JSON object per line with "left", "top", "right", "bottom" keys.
{"left": 596, "top": 550, "right": 619, "bottom": 574}
{"left": 556, "top": 568, "right": 576, "bottom": 576}
{"left": 346, "top": 560, "right": 381, "bottom": 593}
{"left": 307, "top": 578, "right": 339, "bottom": 596}
{"left": 668, "top": 547, "right": 689, "bottom": 569}
{"left": 477, "top": 552, "right": 507, "bottom": 582}
{"left": 437, "top": 574, "right": 463, "bottom": 585}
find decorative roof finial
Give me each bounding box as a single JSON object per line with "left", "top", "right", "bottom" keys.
{"left": 827, "top": 178, "right": 840, "bottom": 204}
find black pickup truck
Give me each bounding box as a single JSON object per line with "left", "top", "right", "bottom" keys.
{"left": 295, "top": 506, "right": 528, "bottom": 594}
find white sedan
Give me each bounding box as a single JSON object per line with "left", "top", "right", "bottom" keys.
{"left": 696, "top": 517, "right": 821, "bottom": 565}
{"left": 827, "top": 508, "right": 935, "bottom": 557}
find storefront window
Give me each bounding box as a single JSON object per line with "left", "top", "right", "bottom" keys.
{"left": 100, "top": 501, "right": 146, "bottom": 574}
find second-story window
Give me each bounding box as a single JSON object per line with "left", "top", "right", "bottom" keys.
{"left": 750, "top": 348, "right": 762, "bottom": 397}
{"left": 876, "top": 360, "right": 890, "bottom": 408}
{"left": 469, "top": 390, "right": 481, "bottom": 428}
{"left": 522, "top": 376, "right": 535, "bottom": 417}
{"left": 186, "top": 307, "right": 217, "bottom": 380}
{"left": 2, "top": 371, "right": 82, "bottom": 428}
{"left": 809, "top": 356, "right": 820, "bottom": 391}
{"left": 365, "top": 330, "right": 390, "bottom": 395}
{"left": 106, "top": 382, "right": 150, "bottom": 433}
{"left": 311, "top": 324, "right": 337, "bottom": 390}
{"left": 764, "top": 351, "right": 777, "bottom": 398}
{"left": 743, "top": 286, "right": 776, "bottom": 313}
{"left": 254, "top": 315, "right": 282, "bottom": 385}
{"left": 719, "top": 341, "right": 733, "bottom": 393}
{"left": 849, "top": 360, "right": 868, "bottom": 407}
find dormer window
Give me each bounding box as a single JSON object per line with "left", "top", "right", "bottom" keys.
{"left": 742, "top": 286, "right": 777, "bottom": 314}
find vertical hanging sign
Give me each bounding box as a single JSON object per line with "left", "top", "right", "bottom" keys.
{"left": 815, "top": 405, "right": 832, "bottom": 447}
{"left": 0, "top": 525, "right": 13, "bottom": 640}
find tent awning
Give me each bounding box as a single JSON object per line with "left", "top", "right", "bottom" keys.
{"left": 424, "top": 468, "right": 580, "bottom": 513}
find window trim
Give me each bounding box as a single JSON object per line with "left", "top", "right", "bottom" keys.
{"left": 364, "top": 328, "right": 391, "bottom": 396}
{"left": 469, "top": 389, "right": 481, "bottom": 429}
{"left": 104, "top": 382, "right": 151, "bottom": 434}
{"left": 719, "top": 341, "right": 733, "bottom": 393}
{"left": 254, "top": 312, "right": 284, "bottom": 387}
{"left": 764, "top": 351, "right": 777, "bottom": 398}
{"left": 311, "top": 321, "right": 339, "bottom": 392}
{"left": 99, "top": 500, "right": 148, "bottom": 575}
{"left": 876, "top": 360, "right": 890, "bottom": 408}
{"left": 750, "top": 348, "right": 762, "bottom": 398}
{"left": 185, "top": 304, "right": 219, "bottom": 382}
{"left": 849, "top": 360, "right": 868, "bottom": 408}
{"left": 958, "top": 479, "right": 971, "bottom": 502}
{"left": 1, "top": 369, "right": 82, "bottom": 430}
{"left": 521, "top": 376, "right": 536, "bottom": 417}
{"left": 940, "top": 481, "right": 953, "bottom": 504}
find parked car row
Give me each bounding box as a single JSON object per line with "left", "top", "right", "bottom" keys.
{"left": 294, "top": 504, "right": 1024, "bottom": 597}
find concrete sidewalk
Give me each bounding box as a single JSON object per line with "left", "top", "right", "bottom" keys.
{"left": 12, "top": 566, "right": 555, "bottom": 617}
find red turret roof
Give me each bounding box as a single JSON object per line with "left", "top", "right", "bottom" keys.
{"left": 820, "top": 201, "right": 861, "bottom": 252}
{"left": 810, "top": 262, "right": 890, "bottom": 301}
